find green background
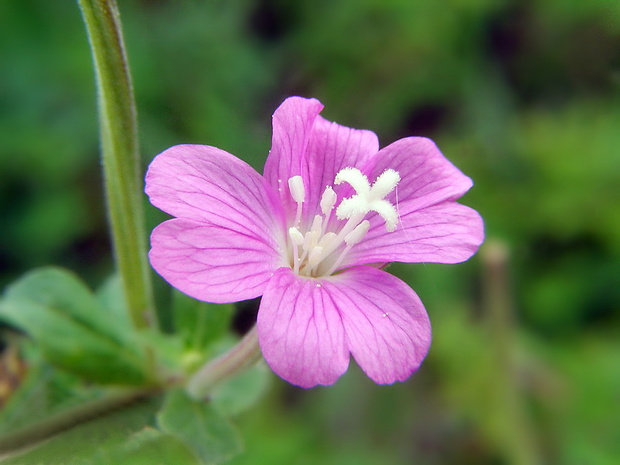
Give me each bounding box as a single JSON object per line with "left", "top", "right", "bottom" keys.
{"left": 1, "top": 0, "right": 619, "bottom": 463}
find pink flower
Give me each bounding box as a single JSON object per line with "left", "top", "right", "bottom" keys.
{"left": 146, "top": 97, "right": 484, "bottom": 388}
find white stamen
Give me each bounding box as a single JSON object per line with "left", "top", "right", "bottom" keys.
{"left": 288, "top": 227, "right": 303, "bottom": 274}
{"left": 288, "top": 176, "right": 305, "bottom": 203}
{"left": 318, "top": 232, "right": 337, "bottom": 247}
{"left": 320, "top": 186, "right": 337, "bottom": 214}
{"left": 288, "top": 227, "right": 304, "bottom": 246}
{"left": 310, "top": 215, "right": 323, "bottom": 234}
{"left": 307, "top": 246, "right": 324, "bottom": 268}
{"left": 344, "top": 220, "right": 370, "bottom": 246}
{"left": 303, "top": 230, "right": 319, "bottom": 252}
{"left": 286, "top": 166, "right": 401, "bottom": 278}
{"left": 288, "top": 176, "right": 305, "bottom": 226}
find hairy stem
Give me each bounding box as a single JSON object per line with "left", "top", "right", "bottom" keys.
{"left": 186, "top": 326, "right": 263, "bottom": 400}
{"left": 77, "top": 0, "right": 157, "bottom": 330}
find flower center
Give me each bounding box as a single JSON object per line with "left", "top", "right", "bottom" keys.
{"left": 287, "top": 167, "right": 400, "bottom": 277}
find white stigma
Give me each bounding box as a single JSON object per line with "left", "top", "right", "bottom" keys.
{"left": 335, "top": 168, "right": 400, "bottom": 232}
{"left": 286, "top": 168, "right": 400, "bottom": 277}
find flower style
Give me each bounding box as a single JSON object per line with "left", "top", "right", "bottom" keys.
{"left": 146, "top": 97, "right": 484, "bottom": 388}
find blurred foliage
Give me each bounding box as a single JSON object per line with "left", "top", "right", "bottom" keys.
{"left": 1, "top": 0, "right": 619, "bottom": 463}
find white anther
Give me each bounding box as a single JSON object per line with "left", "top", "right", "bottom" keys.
{"left": 317, "top": 232, "right": 337, "bottom": 247}
{"left": 288, "top": 176, "right": 305, "bottom": 203}
{"left": 344, "top": 220, "right": 370, "bottom": 246}
{"left": 307, "top": 246, "right": 324, "bottom": 267}
{"left": 288, "top": 227, "right": 304, "bottom": 246}
{"left": 320, "top": 186, "right": 337, "bottom": 214}
{"left": 303, "top": 230, "right": 319, "bottom": 252}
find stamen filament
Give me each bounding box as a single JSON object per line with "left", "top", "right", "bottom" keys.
{"left": 323, "top": 244, "right": 352, "bottom": 277}
{"left": 288, "top": 176, "right": 305, "bottom": 226}
{"left": 318, "top": 213, "right": 365, "bottom": 261}
{"left": 285, "top": 168, "right": 400, "bottom": 278}
{"left": 291, "top": 241, "right": 300, "bottom": 274}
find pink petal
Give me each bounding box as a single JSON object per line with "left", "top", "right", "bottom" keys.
{"left": 263, "top": 97, "right": 324, "bottom": 219}
{"left": 257, "top": 267, "right": 349, "bottom": 388}
{"left": 257, "top": 266, "right": 431, "bottom": 387}
{"left": 150, "top": 219, "right": 284, "bottom": 303}
{"left": 347, "top": 202, "right": 484, "bottom": 265}
{"left": 303, "top": 115, "right": 379, "bottom": 225}
{"left": 327, "top": 266, "right": 431, "bottom": 384}
{"left": 263, "top": 97, "right": 379, "bottom": 227}
{"left": 369, "top": 137, "right": 474, "bottom": 208}
{"left": 146, "top": 144, "right": 285, "bottom": 240}
{"left": 343, "top": 137, "right": 484, "bottom": 265}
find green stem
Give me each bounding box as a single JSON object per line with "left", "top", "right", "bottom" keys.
{"left": 77, "top": 0, "right": 156, "bottom": 330}
{"left": 482, "top": 240, "right": 541, "bottom": 465}
{"left": 186, "top": 326, "right": 263, "bottom": 400}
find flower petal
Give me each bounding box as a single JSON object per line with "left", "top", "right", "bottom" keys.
{"left": 263, "top": 97, "right": 324, "bottom": 219}
{"left": 368, "top": 137, "right": 474, "bottom": 208}
{"left": 146, "top": 144, "right": 284, "bottom": 240}
{"left": 303, "top": 116, "right": 379, "bottom": 225}
{"left": 257, "top": 266, "right": 431, "bottom": 387}
{"left": 344, "top": 137, "right": 484, "bottom": 265}
{"left": 347, "top": 202, "right": 484, "bottom": 265}
{"left": 257, "top": 268, "right": 349, "bottom": 388}
{"left": 263, "top": 97, "right": 379, "bottom": 227}
{"left": 328, "top": 266, "right": 431, "bottom": 384}
{"left": 150, "top": 219, "right": 283, "bottom": 303}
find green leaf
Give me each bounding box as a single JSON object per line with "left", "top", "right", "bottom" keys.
{"left": 96, "top": 428, "right": 202, "bottom": 465}
{"left": 0, "top": 353, "right": 102, "bottom": 435}
{"left": 95, "top": 274, "right": 132, "bottom": 327}
{"left": 0, "top": 398, "right": 160, "bottom": 464}
{"left": 0, "top": 267, "right": 149, "bottom": 385}
{"left": 210, "top": 361, "right": 270, "bottom": 417}
{"left": 173, "top": 290, "right": 235, "bottom": 352}
{"left": 4, "top": 268, "right": 129, "bottom": 345}
{"left": 157, "top": 389, "right": 242, "bottom": 464}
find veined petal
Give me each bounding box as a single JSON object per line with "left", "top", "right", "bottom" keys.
{"left": 257, "top": 266, "right": 431, "bottom": 387}
{"left": 343, "top": 137, "right": 484, "bottom": 265}
{"left": 368, "top": 137, "right": 474, "bottom": 210}
{"left": 263, "top": 97, "right": 324, "bottom": 218}
{"left": 263, "top": 97, "right": 379, "bottom": 227}
{"left": 150, "top": 219, "right": 283, "bottom": 303}
{"left": 146, "top": 144, "right": 284, "bottom": 240}
{"left": 257, "top": 268, "right": 349, "bottom": 388}
{"left": 346, "top": 202, "right": 484, "bottom": 265}
{"left": 303, "top": 116, "right": 379, "bottom": 225}
{"left": 328, "top": 266, "right": 431, "bottom": 384}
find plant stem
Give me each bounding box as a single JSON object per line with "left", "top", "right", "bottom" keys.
{"left": 482, "top": 240, "right": 541, "bottom": 465}
{"left": 77, "top": 0, "right": 157, "bottom": 330}
{"left": 186, "top": 326, "right": 263, "bottom": 400}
